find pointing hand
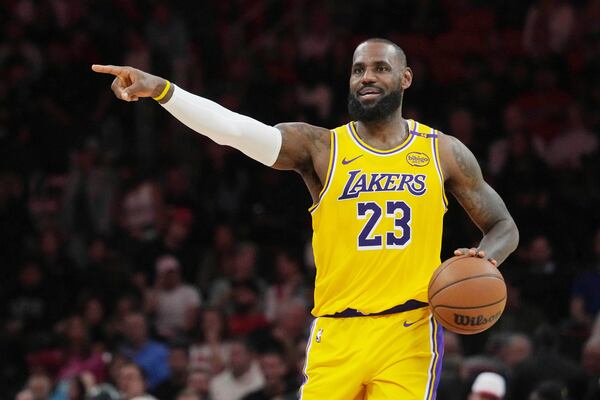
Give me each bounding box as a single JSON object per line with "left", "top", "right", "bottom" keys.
{"left": 91, "top": 64, "right": 167, "bottom": 102}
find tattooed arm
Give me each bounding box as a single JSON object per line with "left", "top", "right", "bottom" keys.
{"left": 439, "top": 133, "right": 519, "bottom": 266}
{"left": 272, "top": 123, "right": 332, "bottom": 202}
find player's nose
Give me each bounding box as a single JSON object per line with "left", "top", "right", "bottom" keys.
{"left": 360, "top": 68, "right": 377, "bottom": 84}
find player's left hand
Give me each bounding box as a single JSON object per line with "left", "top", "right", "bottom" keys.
{"left": 454, "top": 247, "right": 498, "bottom": 267}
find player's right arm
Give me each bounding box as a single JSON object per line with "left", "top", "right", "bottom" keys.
{"left": 90, "top": 65, "right": 329, "bottom": 179}
{"left": 438, "top": 133, "right": 519, "bottom": 266}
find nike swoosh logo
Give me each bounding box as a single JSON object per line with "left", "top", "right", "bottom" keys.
{"left": 341, "top": 155, "right": 363, "bottom": 165}
{"left": 403, "top": 320, "right": 419, "bottom": 328}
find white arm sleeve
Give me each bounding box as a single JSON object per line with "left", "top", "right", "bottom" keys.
{"left": 161, "top": 85, "right": 282, "bottom": 166}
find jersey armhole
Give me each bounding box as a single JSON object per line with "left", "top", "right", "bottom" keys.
{"left": 308, "top": 130, "right": 337, "bottom": 214}
{"left": 432, "top": 130, "right": 449, "bottom": 211}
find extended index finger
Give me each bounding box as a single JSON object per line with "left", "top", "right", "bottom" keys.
{"left": 91, "top": 64, "right": 127, "bottom": 77}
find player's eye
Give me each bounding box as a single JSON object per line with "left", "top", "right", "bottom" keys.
{"left": 352, "top": 67, "right": 364, "bottom": 75}
{"left": 377, "top": 65, "right": 390, "bottom": 72}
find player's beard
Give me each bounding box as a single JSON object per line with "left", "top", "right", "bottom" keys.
{"left": 348, "top": 89, "right": 403, "bottom": 122}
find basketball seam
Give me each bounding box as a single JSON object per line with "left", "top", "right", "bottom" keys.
{"left": 428, "top": 274, "right": 505, "bottom": 301}
{"left": 432, "top": 296, "right": 506, "bottom": 310}
{"left": 428, "top": 255, "right": 468, "bottom": 290}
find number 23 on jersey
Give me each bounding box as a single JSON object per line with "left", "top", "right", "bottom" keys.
{"left": 357, "top": 200, "right": 412, "bottom": 250}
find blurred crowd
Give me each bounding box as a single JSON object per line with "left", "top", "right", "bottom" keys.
{"left": 1, "top": 0, "right": 600, "bottom": 399}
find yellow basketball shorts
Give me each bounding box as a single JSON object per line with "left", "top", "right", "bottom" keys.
{"left": 300, "top": 307, "right": 443, "bottom": 400}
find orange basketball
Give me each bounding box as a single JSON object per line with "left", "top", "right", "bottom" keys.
{"left": 428, "top": 255, "right": 506, "bottom": 335}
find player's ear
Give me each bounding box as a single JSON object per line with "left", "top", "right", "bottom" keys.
{"left": 401, "top": 67, "right": 413, "bottom": 90}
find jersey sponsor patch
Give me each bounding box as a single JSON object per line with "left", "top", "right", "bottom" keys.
{"left": 406, "top": 152, "right": 430, "bottom": 167}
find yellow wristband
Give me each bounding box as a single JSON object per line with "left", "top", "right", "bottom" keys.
{"left": 153, "top": 80, "right": 171, "bottom": 101}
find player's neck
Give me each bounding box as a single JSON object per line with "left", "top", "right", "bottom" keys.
{"left": 355, "top": 110, "right": 408, "bottom": 149}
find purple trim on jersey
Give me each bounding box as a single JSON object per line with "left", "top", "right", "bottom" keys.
{"left": 411, "top": 131, "right": 438, "bottom": 138}
{"left": 431, "top": 130, "right": 448, "bottom": 208}
{"left": 347, "top": 121, "right": 416, "bottom": 155}
{"left": 309, "top": 131, "right": 337, "bottom": 214}
{"left": 425, "top": 316, "right": 442, "bottom": 400}
{"left": 299, "top": 318, "right": 318, "bottom": 399}
{"left": 432, "top": 320, "right": 444, "bottom": 400}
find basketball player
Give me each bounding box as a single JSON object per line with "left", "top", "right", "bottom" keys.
{"left": 93, "top": 38, "right": 518, "bottom": 400}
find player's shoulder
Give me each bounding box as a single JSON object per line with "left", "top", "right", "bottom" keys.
{"left": 406, "top": 118, "right": 460, "bottom": 150}
{"left": 410, "top": 119, "right": 441, "bottom": 138}
{"left": 410, "top": 120, "right": 479, "bottom": 184}
{"left": 272, "top": 122, "right": 331, "bottom": 171}
{"left": 435, "top": 131, "right": 470, "bottom": 158}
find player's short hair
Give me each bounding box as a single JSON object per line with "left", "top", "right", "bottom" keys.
{"left": 359, "top": 38, "right": 407, "bottom": 66}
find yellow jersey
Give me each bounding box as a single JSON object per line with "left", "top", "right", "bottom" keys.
{"left": 310, "top": 119, "right": 448, "bottom": 317}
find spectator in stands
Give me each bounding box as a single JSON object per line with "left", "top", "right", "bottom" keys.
{"left": 447, "top": 108, "right": 478, "bottom": 154}
{"left": 104, "top": 294, "right": 141, "bottom": 345}
{"left": 493, "top": 279, "right": 547, "bottom": 334}
{"left": 20, "top": 372, "right": 52, "bottom": 400}
{"left": 62, "top": 139, "right": 116, "bottom": 266}
{"left": 146, "top": 255, "right": 201, "bottom": 339}
{"left": 189, "top": 308, "right": 231, "bottom": 374}
{"left": 209, "top": 242, "right": 266, "bottom": 312}
{"left": 163, "top": 165, "right": 197, "bottom": 209}
{"left": 523, "top": 0, "right": 575, "bottom": 57}
{"left": 242, "top": 347, "right": 297, "bottom": 400}
{"left": 528, "top": 381, "right": 569, "bottom": 400}
{"left": 116, "top": 362, "right": 157, "bottom": 400}
{"left": 121, "top": 180, "right": 165, "bottom": 243}
{"left": 152, "top": 340, "right": 190, "bottom": 400}
{"left": 488, "top": 105, "right": 527, "bottom": 177}
{"left": 539, "top": 104, "right": 598, "bottom": 170}
{"left": 176, "top": 389, "right": 202, "bottom": 400}
{"left": 37, "top": 228, "right": 76, "bottom": 291}
{"left": 67, "top": 374, "right": 89, "bottom": 400}
{"left": 209, "top": 339, "right": 264, "bottom": 400}
{"left": 269, "top": 300, "right": 310, "bottom": 363}
{"left": 161, "top": 207, "right": 198, "bottom": 283}
{"left": 119, "top": 312, "right": 170, "bottom": 390}
{"left": 516, "top": 65, "right": 572, "bottom": 141}
{"left": 468, "top": 372, "right": 506, "bottom": 400}
{"left": 15, "top": 390, "right": 34, "bottom": 400}
{"left": 79, "top": 296, "right": 108, "bottom": 346}
{"left": 489, "top": 105, "right": 551, "bottom": 237}
{"left": 56, "top": 315, "right": 107, "bottom": 383}
{"left": 496, "top": 333, "right": 533, "bottom": 369}
{"left": 227, "top": 280, "right": 269, "bottom": 338}
{"left": 510, "top": 325, "right": 587, "bottom": 399}
{"left": 570, "top": 227, "right": 600, "bottom": 329}
{"left": 582, "top": 336, "right": 600, "bottom": 399}
{"left": 145, "top": 2, "right": 190, "bottom": 79}
{"left": 521, "top": 235, "right": 570, "bottom": 320}
{"left": 3, "top": 260, "right": 59, "bottom": 337}
{"left": 185, "top": 368, "right": 211, "bottom": 400}
{"left": 264, "top": 250, "right": 310, "bottom": 322}
{"left": 197, "top": 224, "right": 237, "bottom": 296}
{"left": 82, "top": 237, "right": 134, "bottom": 310}
{"left": 461, "top": 355, "right": 506, "bottom": 387}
